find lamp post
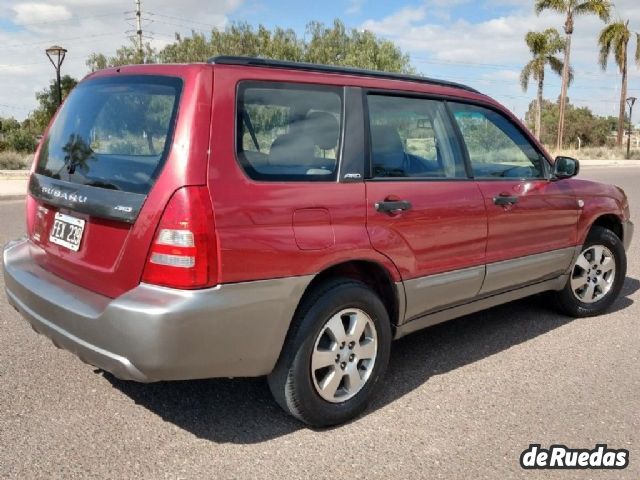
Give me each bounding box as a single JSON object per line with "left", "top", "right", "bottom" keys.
{"left": 627, "top": 97, "right": 637, "bottom": 160}
{"left": 45, "top": 45, "right": 67, "bottom": 108}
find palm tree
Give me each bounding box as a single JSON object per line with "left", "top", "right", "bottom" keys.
{"left": 521, "top": 29, "right": 568, "bottom": 140}
{"left": 598, "top": 20, "right": 640, "bottom": 147}
{"left": 535, "top": 0, "right": 612, "bottom": 150}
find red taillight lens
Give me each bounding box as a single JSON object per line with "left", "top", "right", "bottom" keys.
{"left": 142, "top": 186, "right": 218, "bottom": 289}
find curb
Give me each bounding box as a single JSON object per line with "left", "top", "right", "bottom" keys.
{"left": 579, "top": 160, "right": 640, "bottom": 167}
{"left": 0, "top": 170, "right": 30, "bottom": 179}
{"left": 0, "top": 195, "right": 26, "bottom": 202}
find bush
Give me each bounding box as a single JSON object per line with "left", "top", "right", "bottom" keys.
{"left": 4, "top": 129, "right": 37, "bottom": 153}
{"left": 0, "top": 151, "right": 32, "bottom": 170}
{"left": 551, "top": 146, "right": 640, "bottom": 160}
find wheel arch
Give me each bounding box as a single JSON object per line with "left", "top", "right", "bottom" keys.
{"left": 587, "top": 214, "right": 624, "bottom": 243}
{"left": 269, "top": 259, "right": 403, "bottom": 376}
{"left": 301, "top": 260, "right": 404, "bottom": 327}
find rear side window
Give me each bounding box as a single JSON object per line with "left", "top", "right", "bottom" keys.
{"left": 449, "top": 103, "right": 545, "bottom": 179}
{"left": 36, "top": 75, "right": 182, "bottom": 194}
{"left": 237, "top": 82, "right": 343, "bottom": 181}
{"left": 367, "top": 95, "right": 467, "bottom": 179}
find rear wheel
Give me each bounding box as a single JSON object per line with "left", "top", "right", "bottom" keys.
{"left": 554, "top": 226, "right": 626, "bottom": 317}
{"left": 268, "top": 279, "right": 391, "bottom": 427}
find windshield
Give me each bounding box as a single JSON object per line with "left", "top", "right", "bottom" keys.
{"left": 36, "top": 75, "right": 182, "bottom": 194}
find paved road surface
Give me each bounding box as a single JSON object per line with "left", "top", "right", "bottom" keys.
{"left": 1, "top": 168, "right": 638, "bottom": 479}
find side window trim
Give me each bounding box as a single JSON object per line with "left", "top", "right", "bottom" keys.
{"left": 339, "top": 87, "right": 366, "bottom": 183}
{"left": 444, "top": 100, "right": 474, "bottom": 179}
{"left": 234, "top": 80, "right": 345, "bottom": 183}
{"left": 448, "top": 100, "right": 551, "bottom": 181}
{"left": 362, "top": 90, "right": 472, "bottom": 181}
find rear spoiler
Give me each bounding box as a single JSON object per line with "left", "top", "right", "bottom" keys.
{"left": 28, "top": 174, "right": 146, "bottom": 224}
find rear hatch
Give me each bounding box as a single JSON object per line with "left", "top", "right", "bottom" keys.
{"left": 26, "top": 70, "right": 210, "bottom": 298}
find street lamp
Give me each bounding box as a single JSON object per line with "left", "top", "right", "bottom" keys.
{"left": 627, "top": 96, "right": 637, "bottom": 160}
{"left": 45, "top": 45, "right": 67, "bottom": 108}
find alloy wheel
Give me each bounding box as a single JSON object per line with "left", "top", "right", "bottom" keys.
{"left": 311, "top": 308, "right": 378, "bottom": 403}
{"left": 570, "top": 245, "right": 616, "bottom": 304}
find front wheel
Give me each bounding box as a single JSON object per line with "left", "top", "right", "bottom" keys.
{"left": 268, "top": 279, "right": 391, "bottom": 427}
{"left": 554, "top": 226, "right": 626, "bottom": 317}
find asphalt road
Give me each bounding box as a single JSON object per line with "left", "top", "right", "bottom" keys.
{"left": 1, "top": 168, "right": 638, "bottom": 479}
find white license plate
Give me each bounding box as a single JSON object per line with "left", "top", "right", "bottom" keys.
{"left": 49, "top": 212, "right": 85, "bottom": 252}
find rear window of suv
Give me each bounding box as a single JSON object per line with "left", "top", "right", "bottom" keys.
{"left": 36, "top": 75, "right": 182, "bottom": 194}
{"left": 236, "top": 82, "right": 343, "bottom": 181}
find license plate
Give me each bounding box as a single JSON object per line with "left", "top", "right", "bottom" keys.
{"left": 49, "top": 212, "right": 85, "bottom": 252}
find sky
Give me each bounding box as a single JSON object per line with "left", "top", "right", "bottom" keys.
{"left": 1, "top": 0, "right": 639, "bottom": 126}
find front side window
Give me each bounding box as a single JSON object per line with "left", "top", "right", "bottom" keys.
{"left": 367, "top": 95, "right": 467, "bottom": 179}
{"left": 36, "top": 75, "right": 182, "bottom": 194}
{"left": 449, "top": 103, "right": 546, "bottom": 179}
{"left": 237, "top": 82, "right": 343, "bottom": 181}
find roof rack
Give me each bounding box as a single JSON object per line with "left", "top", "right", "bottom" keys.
{"left": 208, "top": 56, "right": 480, "bottom": 94}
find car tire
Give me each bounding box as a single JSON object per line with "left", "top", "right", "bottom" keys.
{"left": 268, "top": 278, "right": 392, "bottom": 427}
{"left": 554, "top": 226, "right": 626, "bottom": 317}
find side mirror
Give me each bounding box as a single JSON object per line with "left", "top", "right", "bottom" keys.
{"left": 553, "top": 156, "right": 580, "bottom": 179}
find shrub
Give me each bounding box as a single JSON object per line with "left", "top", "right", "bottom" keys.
{"left": 551, "top": 146, "right": 640, "bottom": 160}
{"left": 0, "top": 151, "right": 32, "bottom": 170}
{"left": 4, "top": 129, "right": 37, "bottom": 153}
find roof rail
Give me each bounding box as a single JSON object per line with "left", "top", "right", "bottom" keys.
{"left": 208, "top": 56, "right": 480, "bottom": 94}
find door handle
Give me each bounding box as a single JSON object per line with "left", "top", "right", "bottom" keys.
{"left": 493, "top": 195, "right": 519, "bottom": 206}
{"left": 375, "top": 200, "right": 412, "bottom": 213}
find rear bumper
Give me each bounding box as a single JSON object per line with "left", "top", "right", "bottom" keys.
{"left": 623, "top": 220, "right": 634, "bottom": 251}
{"left": 3, "top": 239, "right": 311, "bottom": 382}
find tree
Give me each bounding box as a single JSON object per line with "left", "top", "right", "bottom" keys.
{"left": 520, "top": 28, "right": 568, "bottom": 139}
{"left": 90, "top": 20, "right": 414, "bottom": 74}
{"left": 535, "top": 0, "right": 611, "bottom": 150}
{"left": 0, "top": 128, "right": 37, "bottom": 152}
{"left": 525, "top": 97, "right": 616, "bottom": 147}
{"left": 159, "top": 23, "right": 305, "bottom": 64}
{"left": 30, "top": 75, "right": 78, "bottom": 133}
{"left": 598, "top": 20, "right": 640, "bottom": 147}
{"left": 86, "top": 41, "right": 157, "bottom": 71}
{"left": 305, "top": 20, "right": 414, "bottom": 73}
{"left": 0, "top": 117, "right": 21, "bottom": 133}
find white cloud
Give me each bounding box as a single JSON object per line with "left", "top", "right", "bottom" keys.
{"left": 361, "top": 0, "right": 640, "bottom": 118}
{"left": 482, "top": 69, "right": 521, "bottom": 81}
{"left": 0, "top": 0, "right": 243, "bottom": 120}
{"left": 346, "top": 0, "right": 364, "bottom": 15}
{"left": 12, "top": 3, "right": 72, "bottom": 24}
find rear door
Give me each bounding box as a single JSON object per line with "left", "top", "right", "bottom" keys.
{"left": 26, "top": 70, "right": 211, "bottom": 298}
{"left": 449, "top": 102, "right": 579, "bottom": 294}
{"left": 364, "top": 93, "right": 488, "bottom": 321}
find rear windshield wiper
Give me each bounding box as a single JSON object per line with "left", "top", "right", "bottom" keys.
{"left": 85, "top": 181, "right": 121, "bottom": 191}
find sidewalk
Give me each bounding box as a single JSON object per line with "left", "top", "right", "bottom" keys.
{"left": 1, "top": 160, "right": 640, "bottom": 200}
{"left": 0, "top": 177, "right": 28, "bottom": 201}
{"left": 578, "top": 159, "right": 640, "bottom": 167}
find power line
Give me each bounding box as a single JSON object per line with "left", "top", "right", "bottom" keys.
{"left": 3, "top": 32, "right": 124, "bottom": 50}
{"left": 0, "top": 103, "right": 31, "bottom": 111}
{"left": 147, "top": 11, "right": 223, "bottom": 30}
{"left": 411, "top": 55, "right": 638, "bottom": 79}
{"left": 12, "top": 11, "right": 126, "bottom": 28}
{"left": 146, "top": 18, "right": 210, "bottom": 34}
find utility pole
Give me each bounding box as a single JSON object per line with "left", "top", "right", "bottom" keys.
{"left": 135, "top": 0, "right": 143, "bottom": 60}
{"left": 626, "top": 97, "right": 636, "bottom": 160}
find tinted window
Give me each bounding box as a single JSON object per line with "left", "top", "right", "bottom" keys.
{"left": 450, "top": 103, "right": 545, "bottom": 179}
{"left": 367, "top": 95, "right": 466, "bottom": 179}
{"left": 237, "top": 83, "right": 342, "bottom": 181}
{"left": 36, "top": 75, "right": 181, "bottom": 194}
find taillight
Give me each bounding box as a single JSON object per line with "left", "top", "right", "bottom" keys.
{"left": 142, "top": 186, "right": 218, "bottom": 289}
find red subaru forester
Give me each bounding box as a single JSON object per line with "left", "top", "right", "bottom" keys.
{"left": 3, "top": 57, "right": 633, "bottom": 426}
